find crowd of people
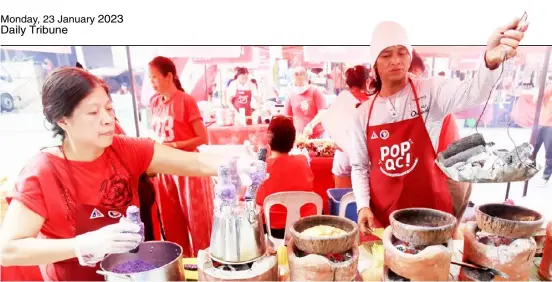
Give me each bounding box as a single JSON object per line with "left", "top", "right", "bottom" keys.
{"left": 1, "top": 15, "right": 545, "bottom": 282}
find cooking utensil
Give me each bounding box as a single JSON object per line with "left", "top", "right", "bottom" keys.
{"left": 290, "top": 215, "right": 358, "bottom": 255}
{"left": 476, "top": 203, "right": 543, "bottom": 238}
{"left": 366, "top": 227, "right": 383, "bottom": 240}
{"left": 451, "top": 261, "right": 509, "bottom": 279}
{"left": 389, "top": 208, "right": 457, "bottom": 246}
{"left": 209, "top": 201, "right": 267, "bottom": 263}
{"left": 99, "top": 241, "right": 184, "bottom": 281}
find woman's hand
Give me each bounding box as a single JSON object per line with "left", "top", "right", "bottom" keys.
{"left": 163, "top": 142, "right": 176, "bottom": 148}
{"left": 357, "top": 207, "right": 376, "bottom": 235}
{"left": 303, "top": 123, "right": 314, "bottom": 137}
{"left": 74, "top": 219, "right": 142, "bottom": 266}
{"left": 485, "top": 16, "right": 529, "bottom": 69}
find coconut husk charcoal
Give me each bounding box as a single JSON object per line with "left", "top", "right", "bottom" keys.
{"left": 442, "top": 145, "right": 486, "bottom": 167}
{"left": 439, "top": 133, "right": 486, "bottom": 160}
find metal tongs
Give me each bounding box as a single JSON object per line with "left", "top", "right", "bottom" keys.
{"left": 366, "top": 227, "right": 383, "bottom": 240}
{"left": 451, "top": 261, "right": 509, "bottom": 279}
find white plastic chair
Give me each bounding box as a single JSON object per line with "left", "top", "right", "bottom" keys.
{"left": 263, "top": 191, "right": 323, "bottom": 248}
{"left": 338, "top": 191, "right": 356, "bottom": 219}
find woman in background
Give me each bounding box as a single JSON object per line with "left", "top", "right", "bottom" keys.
{"left": 285, "top": 66, "right": 328, "bottom": 138}
{"left": 148, "top": 56, "right": 212, "bottom": 256}
{"left": 226, "top": 67, "right": 260, "bottom": 125}
{"left": 255, "top": 116, "right": 316, "bottom": 238}
{"left": 331, "top": 66, "right": 371, "bottom": 187}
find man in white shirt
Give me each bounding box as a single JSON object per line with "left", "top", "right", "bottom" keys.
{"left": 350, "top": 19, "right": 529, "bottom": 237}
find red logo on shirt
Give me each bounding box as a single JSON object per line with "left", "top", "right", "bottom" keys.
{"left": 100, "top": 174, "right": 132, "bottom": 209}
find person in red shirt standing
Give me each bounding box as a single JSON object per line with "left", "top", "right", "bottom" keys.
{"left": 0, "top": 67, "right": 259, "bottom": 281}
{"left": 226, "top": 67, "right": 260, "bottom": 125}
{"left": 285, "top": 66, "right": 328, "bottom": 139}
{"left": 408, "top": 49, "right": 472, "bottom": 220}
{"left": 255, "top": 116, "right": 316, "bottom": 238}
{"left": 148, "top": 56, "right": 212, "bottom": 256}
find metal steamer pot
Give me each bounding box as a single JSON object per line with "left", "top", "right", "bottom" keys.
{"left": 98, "top": 241, "right": 185, "bottom": 281}
{"left": 209, "top": 201, "right": 267, "bottom": 263}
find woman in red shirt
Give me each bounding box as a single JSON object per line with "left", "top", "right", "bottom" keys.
{"left": 0, "top": 67, "right": 257, "bottom": 281}
{"left": 148, "top": 56, "right": 212, "bottom": 256}
{"left": 285, "top": 67, "right": 328, "bottom": 139}
{"left": 255, "top": 116, "right": 316, "bottom": 239}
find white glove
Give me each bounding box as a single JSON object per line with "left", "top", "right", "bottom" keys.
{"left": 74, "top": 218, "right": 142, "bottom": 267}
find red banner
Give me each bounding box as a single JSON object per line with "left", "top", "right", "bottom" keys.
{"left": 192, "top": 46, "right": 254, "bottom": 64}
{"left": 303, "top": 46, "right": 371, "bottom": 64}
{"left": 251, "top": 46, "right": 271, "bottom": 70}
{"left": 281, "top": 46, "right": 324, "bottom": 69}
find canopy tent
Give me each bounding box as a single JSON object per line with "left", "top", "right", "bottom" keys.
{"left": 1, "top": 46, "right": 73, "bottom": 54}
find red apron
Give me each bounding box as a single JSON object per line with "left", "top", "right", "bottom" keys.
{"left": 231, "top": 88, "right": 253, "bottom": 125}
{"left": 366, "top": 79, "right": 453, "bottom": 230}
{"left": 43, "top": 149, "right": 137, "bottom": 281}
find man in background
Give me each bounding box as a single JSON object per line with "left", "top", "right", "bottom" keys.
{"left": 535, "top": 86, "right": 552, "bottom": 188}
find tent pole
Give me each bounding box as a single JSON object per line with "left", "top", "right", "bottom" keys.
{"left": 523, "top": 46, "right": 552, "bottom": 196}
{"left": 125, "top": 46, "right": 141, "bottom": 137}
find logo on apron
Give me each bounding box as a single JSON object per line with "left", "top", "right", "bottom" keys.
{"left": 379, "top": 130, "right": 390, "bottom": 140}
{"left": 378, "top": 139, "right": 419, "bottom": 177}
{"left": 371, "top": 132, "right": 379, "bottom": 140}
{"left": 108, "top": 211, "right": 123, "bottom": 219}
{"left": 90, "top": 208, "right": 105, "bottom": 219}
{"left": 237, "top": 95, "right": 248, "bottom": 104}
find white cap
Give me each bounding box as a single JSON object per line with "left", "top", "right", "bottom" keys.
{"left": 368, "top": 21, "right": 413, "bottom": 67}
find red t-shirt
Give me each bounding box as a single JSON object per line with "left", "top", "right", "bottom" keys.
{"left": 255, "top": 155, "right": 316, "bottom": 229}
{"left": 438, "top": 114, "right": 460, "bottom": 153}
{"left": 284, "top": 86, "right": 327, "bottom": 138}
{"left": 150, "top": 91, "right": 203, "bottom": 147}
{"left": 7, "top": 135, "right": 155, "bottom": 281}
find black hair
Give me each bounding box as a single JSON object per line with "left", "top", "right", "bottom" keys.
{"left": 42, "top": 67, "right": 109, "bottom": 139}
{"left": 148, "top": 56, "right": 184, "bottom": 92}
{"left": 234, "top": 67, "right": 249, "bottom": 80}
{"left": 268, "top": 116, "right": 296, "bottom": 153}
{"left": 408, "top": 50, "right": 425, "bottom": 73}
{"left": 345, "top": 65, "right": 369, "bottom": 90}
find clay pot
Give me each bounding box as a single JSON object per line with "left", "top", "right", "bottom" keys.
{"left": 287, "top": 238, "right": 358, "bottom": 281}
{"left": 476, "top": 203, "right": 543, "bottom": 238}
{"left": 389, "top": 208, "right": 457, "bottom": 246}
{"left": 382, "top": 226, "right": 453, "bottom": 281}
{"left": 458, "top": 266, "right": 496, "bottom": 281}
{"left": 196, "top": 250, "right": 278, "bottom": 281}
{"left": 538, "top": 221, "right": 552, "bottom": 280}
{"left": 462, "top": 221, "right": 536, "bottom": 281}
{"left": 290, "top": 215, "right": 358, "bottom": 255}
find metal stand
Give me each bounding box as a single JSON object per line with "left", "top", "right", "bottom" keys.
{"left": 522, "top": 46, "right": 552, "bottom": 197}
